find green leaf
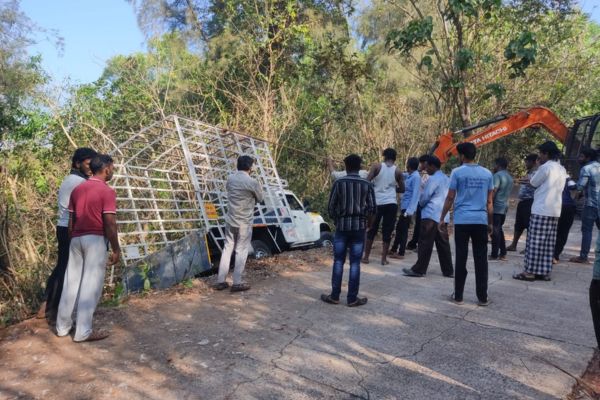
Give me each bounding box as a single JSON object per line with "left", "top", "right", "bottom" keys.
{"left": 386, "top": 17, "right": 433, "bottom": 56}
{"left": 505, "top": 31, "right": 538, "bottom": 78}
{"left": 455, "top": 48, "right": 475, "bottom": 71}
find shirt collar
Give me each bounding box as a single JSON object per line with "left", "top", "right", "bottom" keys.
{"left": 89, "top": 177, "right": 107, "bottom": 185}
{"left": 70, "top": 169, "right": 89, "bottom": 179}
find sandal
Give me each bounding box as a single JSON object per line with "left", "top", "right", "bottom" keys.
{"left": 320, "top": 294, "right": 339, "bottom": 304}
{"left": 347, "top": 297, "right": 368, "bottom": 307}
{"left": 535, "top": 274, "right": 551, "bottom": 281}
{"left": 75, "top": 331, "right": 109, "bottom": 342}
{"left": 512, "top": 272, "right": 535, "bottom": 281}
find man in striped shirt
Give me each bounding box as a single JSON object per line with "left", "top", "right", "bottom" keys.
{"left": 321, "top": 154, "right": 376, "bottom": 307}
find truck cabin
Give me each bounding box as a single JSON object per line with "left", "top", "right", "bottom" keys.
{"left": 563, "top": 113, "right": 600, "bottom": 178}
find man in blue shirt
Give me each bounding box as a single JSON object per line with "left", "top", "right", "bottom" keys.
{"left": 406, "top": 155, "right": 430, "bottom": 251}
{"left": 402, "top": 156, "right": 453, "bottom": 277}
{"left": 490, "top": 157, "right": 514, "bottom": 261}
{"left": 440, "top": 143, "right": 494, "bottom": 306}
{"left": 590, "top": 219, "right": 600, "bottom": 348}
{"left": 390, "top": 157, "right": 420, "bottom": 259}
{"left": 570, "top": 148, "right": 600, "bottom": 263}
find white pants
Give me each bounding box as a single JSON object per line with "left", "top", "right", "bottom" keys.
{"left": 217, "top": 224, "right": 252, "bottom": 285}
{"left": 56, "top": 235, "right": 108, "bottom": 341}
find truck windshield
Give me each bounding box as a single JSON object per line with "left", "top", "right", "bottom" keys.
{"left": 285, "top": 194, "right": 304, "bottom": 211}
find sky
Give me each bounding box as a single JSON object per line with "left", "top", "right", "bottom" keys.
{"left": 21, "top": 0, "right": 146, "bottom": 85}
{"left": 20, "top": 0, "right": 600, "bottom": 85}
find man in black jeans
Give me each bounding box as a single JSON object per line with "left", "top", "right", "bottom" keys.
{"left": 553, "top": 177, "right": 577, "bottom": 263}
{"left": 440, "top": 143, "right": 494, "bottom": 306}
{"left": 37, "top": 148, "right": 97, "bottom": 323}
{"left": 489, "top": 158, "right": 513, "bottom": 261}
{"left": 361, "top": 148, "right": 404, "bottom": 265}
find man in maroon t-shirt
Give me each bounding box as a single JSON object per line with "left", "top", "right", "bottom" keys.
{"left": 56, "top": 154, "right": 120, "bottom": 342}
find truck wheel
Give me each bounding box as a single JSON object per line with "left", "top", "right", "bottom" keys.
{"left": 316, "top": 232, "right": 334, "bottom": 248}
{"left": 251, "top": 240, "right": 272, "bottom": 259}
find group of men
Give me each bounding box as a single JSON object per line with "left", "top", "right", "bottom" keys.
{"left": 42, "top": 150, "right": 264, "bottom": 342}
{"left": 39, "top": 148, "right": 119, "bottom": 342}
{"left": 321, "top": 140, "right": 600, "bottom": 309}
{"left": 40, "top": 140, "right": 600, "bottom": 344}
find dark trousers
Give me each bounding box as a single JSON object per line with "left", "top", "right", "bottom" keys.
{"left": 554, "top": 205, "right": 576, "bottom": 260}
{"left": 391, "top": 209, "right": 410, "bottom": 255}
{"left": 490, "top": 213, "right": 507, "bottom": 258}
{"left": 45, "top": 226, "right": 70, "bottom": 321}
{"left": 331, "top": 229, "right": 365, "bottom": 303}
{"left": 411, "top": 219, "right": 453, "bottom": 276}
{"left": 367, "top": 204, "right": 398, "bottom": 243}
{"left": 407, "top": 205, "right": 422, "bottom": 248}
{"left": 590, "top": 279, "right": 600, "bottom": 348}
{"left": 580, "top": 206, "right": 600, "bottom": 259}
{"left": 454, "top": 224, "right": 488, "bottom": 302}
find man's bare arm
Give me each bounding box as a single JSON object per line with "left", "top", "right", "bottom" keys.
{"left": 366, "top": 163, "right": 381, "bottom": 182}
{"left": 395, "top": 169, "right": 405, "bottom": 193}
{"left": 103, "top": 213, "right": 121, "bottom": 266}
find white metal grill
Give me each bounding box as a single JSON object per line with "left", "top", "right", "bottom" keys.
{"left": 111, "top": 116, "right": 292, "bottom": 266}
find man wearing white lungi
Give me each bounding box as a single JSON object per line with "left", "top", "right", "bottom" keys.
{"left": 56, "top": 154, "right": 120, "bottom": 342}
{"left": 514, "top": 141, "right": 566, "bottom": 282}
{"left": 213, "top": 155, "right": 264, "bottom": 292}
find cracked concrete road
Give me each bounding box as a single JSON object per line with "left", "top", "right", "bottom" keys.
{"left": 0, "top": 213, "right": 597, "bottom": 399}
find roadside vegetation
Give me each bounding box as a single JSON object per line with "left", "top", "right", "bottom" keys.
{"left": 1, "top": 0, "right": 599, "bottom": 326}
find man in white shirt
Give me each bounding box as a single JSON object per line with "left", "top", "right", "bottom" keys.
{"left": 513, "top": 141, "right": 567, "bottom": 282}
{"left": 361, "top": 148, "right": 405, "bottom": 265}
{"left": 327, "top": 156, "right": 368, "bottom": 180}
{"left": 39, "top": 147, "right": 97, "bottom": 323}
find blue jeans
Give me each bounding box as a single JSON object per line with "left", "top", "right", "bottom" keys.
{"left": 331, "top": 229, "right": 365, "bottom": 303}
{"left": 580, "top": 206, "right": 600, "bottom": 259}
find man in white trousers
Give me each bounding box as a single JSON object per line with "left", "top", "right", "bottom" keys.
{"left": 213, "top": 155, "right": 264, "bottom": 292}
{"left": 56, "top": 154, "right": 120, "bottom": 342}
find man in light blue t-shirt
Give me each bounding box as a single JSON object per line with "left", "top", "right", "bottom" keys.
{"left": 439, "top": 142, "right": 494, "bottom": 306}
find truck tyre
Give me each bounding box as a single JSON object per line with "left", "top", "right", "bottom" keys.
{"left": 251, "top": 240, "right": 272, "bottom": 259}
{"left": 316, "top": 232, "right": 334, "bottom": 248}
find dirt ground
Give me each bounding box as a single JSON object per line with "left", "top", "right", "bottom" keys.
{"left": 1, "top": 224, "right": 599, "bottom": 399}
{"left": 0, "top": 249, "right": 331, "bottom": 400}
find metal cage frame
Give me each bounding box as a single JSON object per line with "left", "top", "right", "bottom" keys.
{"left": 111, "top": 116, "right": 293, "bottom": 267}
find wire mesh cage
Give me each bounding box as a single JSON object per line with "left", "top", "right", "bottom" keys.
{"left": 111, "top": 115, "right": 292, "bottom": 268}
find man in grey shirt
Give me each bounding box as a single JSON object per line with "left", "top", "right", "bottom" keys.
{"left": 214, "top": 156, "right": 264, "bottom": 292}
{"left": 490, "top": 157, "right": 514, "bottom": 261}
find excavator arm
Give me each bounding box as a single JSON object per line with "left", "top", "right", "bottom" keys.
{"left": 431, "top": 106, "right": 570, "bottom": 164}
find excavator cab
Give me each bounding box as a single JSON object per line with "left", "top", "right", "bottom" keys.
{"left": 563, "top": 113, "right": 600, "bottom": 178}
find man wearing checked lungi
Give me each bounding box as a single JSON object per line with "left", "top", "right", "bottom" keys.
{"left": 513, "top": 141, "right": 567, "bottom": 282}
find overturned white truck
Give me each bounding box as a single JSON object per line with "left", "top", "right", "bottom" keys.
{"left": 111, "top": 115, "right": 332, "bottom": 281}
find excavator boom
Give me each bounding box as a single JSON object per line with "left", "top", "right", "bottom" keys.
{"left": 431, "top": 106, "right": 570, "bottom": 164}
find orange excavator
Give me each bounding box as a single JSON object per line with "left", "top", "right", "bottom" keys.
{"left": 430, "top": 106, "right": 600, "bottom": 174}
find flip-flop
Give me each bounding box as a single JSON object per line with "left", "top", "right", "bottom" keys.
{"left": 512, "top": 272, "right": 535, "bottom": 281}
{"left": 75, "top": 331, "right": 109, "bottom": 343}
